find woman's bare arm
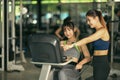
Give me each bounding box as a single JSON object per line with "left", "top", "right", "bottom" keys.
{"left": 74, "top": 27, "right": 80, "bottom": 40}
{"left": 75, "top": 45, "right": 91, "bottom": 69}
{"left": 62, "top": 28, "right": 107, "bottom": 51}
{"left": 75, "top": 28, "right": 106, "bottom": 46}
{"left": 55, "top": 27, "right": 63, "bottom": 40}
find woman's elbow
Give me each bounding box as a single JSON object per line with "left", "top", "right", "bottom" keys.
{"left": 86, "top": 56, "right": 91, "bottom": 62}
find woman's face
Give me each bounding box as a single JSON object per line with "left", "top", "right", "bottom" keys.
{"left": 63, "top": 26, "right": 74, "bottom": 39}
{"left": 86, "top": 16, "right": 98, "bottom": 28}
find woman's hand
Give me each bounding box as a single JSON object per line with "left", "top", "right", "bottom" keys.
{"left": 75, "top": 63, "right": 83, "bottom": 70}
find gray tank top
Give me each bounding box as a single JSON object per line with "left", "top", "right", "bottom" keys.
{"left": 63, "top": 41, "right": 81, "bottom": 59}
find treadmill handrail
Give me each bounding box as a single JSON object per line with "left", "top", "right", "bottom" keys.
{"left": 31, "top": 58, "right": 73, "bottom": 66}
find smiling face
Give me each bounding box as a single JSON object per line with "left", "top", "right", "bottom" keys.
{"left": 86, "top": 16, "right": 98, "bottom": 28}
{"left": 63, "top": 26, "right": 74, "bottom": 39}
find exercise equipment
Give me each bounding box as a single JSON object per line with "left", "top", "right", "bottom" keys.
{"left": 29, "top": 34, "right": 73, "bottom": 80}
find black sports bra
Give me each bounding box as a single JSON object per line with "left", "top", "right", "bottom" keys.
{"left": 92, "top": 39, "right": 109, "bottom": 50}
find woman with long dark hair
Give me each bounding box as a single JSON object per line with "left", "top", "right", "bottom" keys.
{"left": 62, "top": 9, "right": 110, "bottom": 80}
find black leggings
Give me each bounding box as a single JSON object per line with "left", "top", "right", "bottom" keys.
{"left": 93, "top": 55, "right": 110, "bottom": 80}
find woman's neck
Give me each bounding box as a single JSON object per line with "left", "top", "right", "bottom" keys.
{"left": 95, "top": 22, "right": 103, "bottom": 30}
{"left": 67, "top": 36, "right": 76, "bottom": 44}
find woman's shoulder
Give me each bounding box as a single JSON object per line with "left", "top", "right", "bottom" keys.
{"left": 95, "top": 27, "right": 107, "bottom": 36}
{"left": 98, "top": 27, "right": 110, "bottom": 40}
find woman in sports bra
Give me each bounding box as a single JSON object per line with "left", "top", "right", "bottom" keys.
{"left": 59, "top": 22, "right": 91, "bottom": 80}
{"left": 62, "top": 9, "right": 110, "bottom": 80}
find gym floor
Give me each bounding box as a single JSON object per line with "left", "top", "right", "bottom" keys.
{"left": 0, "top": 57, "right": 120, "bottom": 80}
